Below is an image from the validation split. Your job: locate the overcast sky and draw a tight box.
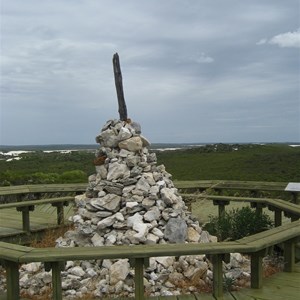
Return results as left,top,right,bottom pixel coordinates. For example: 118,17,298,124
1,0,299,145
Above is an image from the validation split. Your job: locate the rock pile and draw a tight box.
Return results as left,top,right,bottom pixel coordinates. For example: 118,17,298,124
1,119,251,299
61,119,211,249
53,119,220,298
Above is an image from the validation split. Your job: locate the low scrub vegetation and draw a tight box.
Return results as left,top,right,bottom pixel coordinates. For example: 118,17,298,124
0,143,299,186
0,151,95,186
157,143,300,182
203,206,273,241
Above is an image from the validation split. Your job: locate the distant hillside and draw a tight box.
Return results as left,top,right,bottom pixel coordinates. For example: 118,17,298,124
0,143,299,186
157,143,300,182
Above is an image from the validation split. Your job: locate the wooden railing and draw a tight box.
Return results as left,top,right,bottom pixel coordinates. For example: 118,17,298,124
0,183,87,199
1,219,299,300
176,180,299,203
0,181,297,236
0,182,300,300
0,184,87,238
181,194,300,226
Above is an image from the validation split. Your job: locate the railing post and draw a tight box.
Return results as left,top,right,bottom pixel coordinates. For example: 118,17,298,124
290,192,299,204
52,202,65,225
45,262,64,300
250,250,263,288
129,257,149,300
5,260,20,300
17,205,34,233
283,238,296,272
274,208,282,227
250,190,258,197
213,200,229,241
251,202,265,218
255,203,263,218
135,258,144,300
22,207,30,232
213,200,230,219
291,214,299,222
212,254,223,299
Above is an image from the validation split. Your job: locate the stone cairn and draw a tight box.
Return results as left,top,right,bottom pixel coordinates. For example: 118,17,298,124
2,54,250,299
55,118,220,298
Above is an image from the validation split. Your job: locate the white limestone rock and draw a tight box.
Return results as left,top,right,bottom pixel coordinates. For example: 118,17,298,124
140,135,150,147
161,188,179,206
155,257,175,268
187,227,201,242
107,162,130,181
230,253,247,268
151,227,164,238
119,149,131,157
126,201,139,208
21,262,41,273
97,215,116,229
97,128,119,148
91,233,104,246
144,207,160,222
136,176,151,192
118,127,132,141
90,194,121,212
95,165,108,179
127,213,143,228
142,198,156,208
146,233,160,244
133,222,152,242
69,266,85,277
109,259,130,285
118,136,143,152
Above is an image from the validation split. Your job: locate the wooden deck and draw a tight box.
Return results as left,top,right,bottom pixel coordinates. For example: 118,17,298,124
0,203,75,241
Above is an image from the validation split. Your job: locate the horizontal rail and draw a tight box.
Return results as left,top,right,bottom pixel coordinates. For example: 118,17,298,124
1,220,299,300
181,194,300,230
182,194,300,217
175,180,288,191
0,196,74,210
0,181,293,196
175,180,299,203
0,183,87,197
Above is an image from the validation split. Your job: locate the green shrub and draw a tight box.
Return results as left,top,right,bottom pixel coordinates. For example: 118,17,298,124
30,172,60,184
59,170,87,183
203,206,273,241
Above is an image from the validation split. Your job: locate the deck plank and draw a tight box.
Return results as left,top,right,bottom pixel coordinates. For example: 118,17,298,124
0,204,74,240
231,268,300,300
193,293,217,299
174,295,196,300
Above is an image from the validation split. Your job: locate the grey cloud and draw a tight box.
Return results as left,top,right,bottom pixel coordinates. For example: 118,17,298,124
1,0,299,145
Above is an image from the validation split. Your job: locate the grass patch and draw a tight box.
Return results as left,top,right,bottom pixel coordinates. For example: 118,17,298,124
29,224,74,248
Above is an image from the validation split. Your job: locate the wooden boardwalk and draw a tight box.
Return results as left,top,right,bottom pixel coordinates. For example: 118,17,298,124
0,203,75,241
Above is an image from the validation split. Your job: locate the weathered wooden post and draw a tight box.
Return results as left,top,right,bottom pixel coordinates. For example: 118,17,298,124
113,53,128,121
